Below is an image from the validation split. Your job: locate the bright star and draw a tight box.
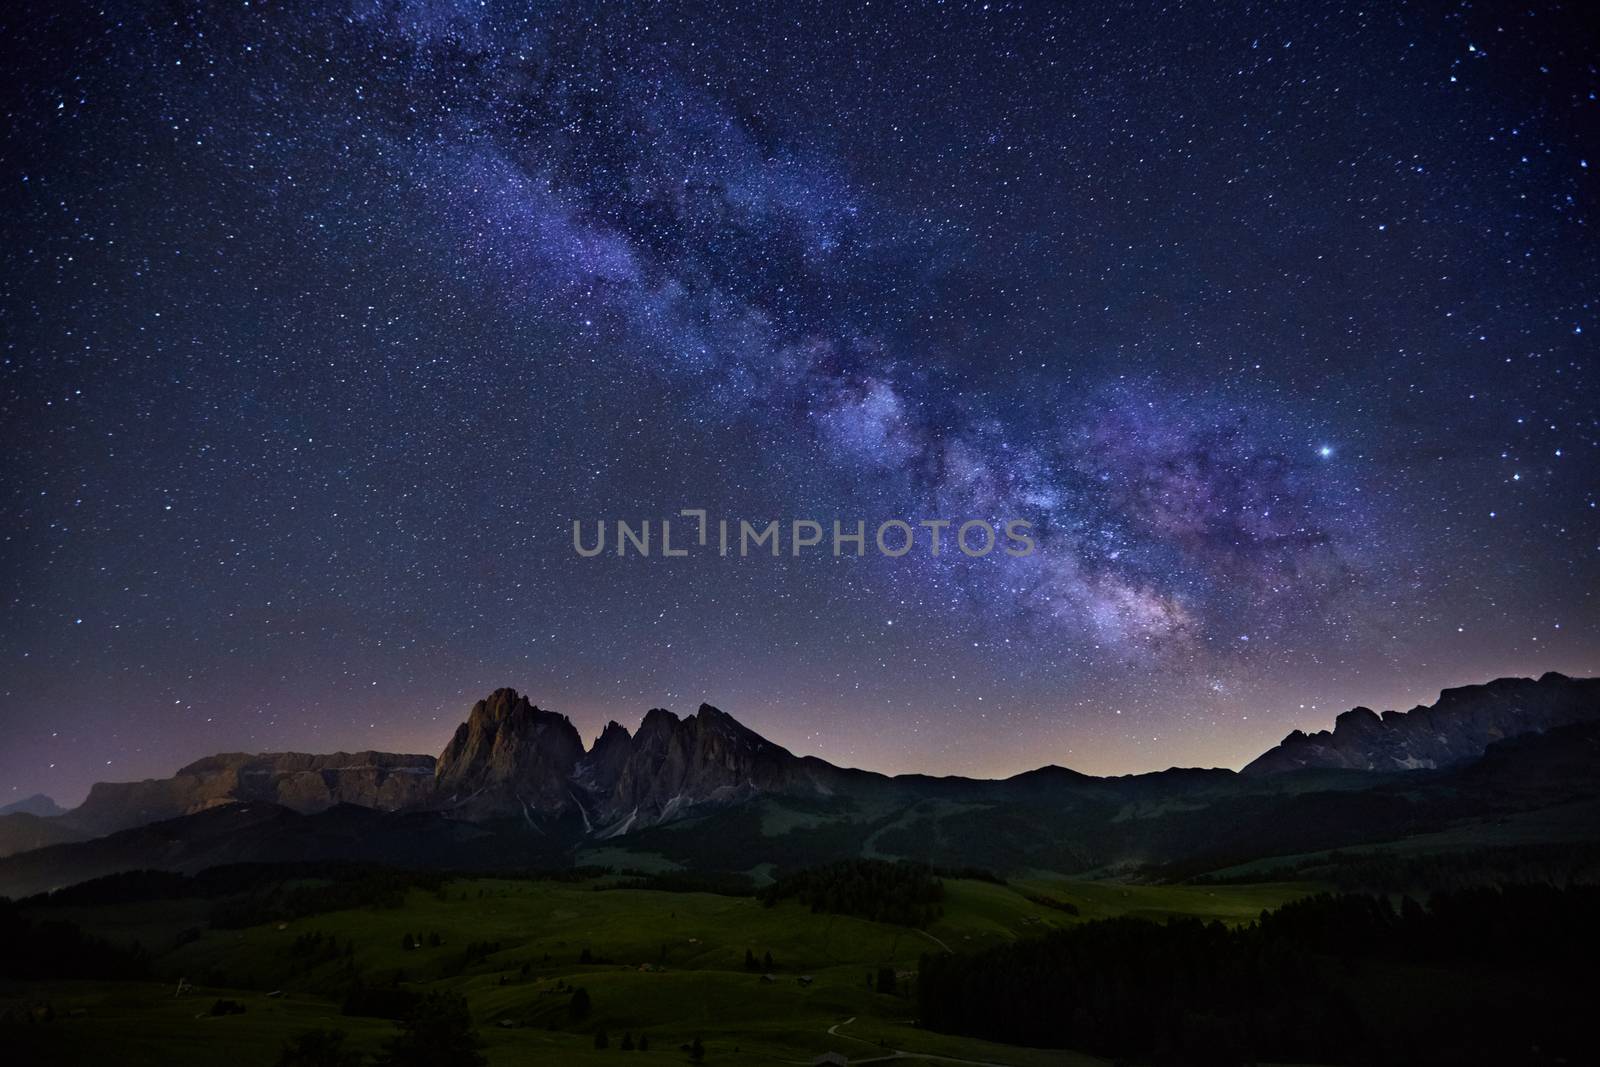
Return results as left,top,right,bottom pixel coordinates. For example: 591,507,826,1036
1317,445,1333,459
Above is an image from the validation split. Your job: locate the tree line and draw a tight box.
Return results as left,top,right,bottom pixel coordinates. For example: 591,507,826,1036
760,858,945,927
916,883,1600,1065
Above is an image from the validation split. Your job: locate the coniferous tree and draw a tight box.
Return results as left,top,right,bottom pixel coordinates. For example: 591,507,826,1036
374,992,485,1067
876,966,897,995
274,1028,362,1067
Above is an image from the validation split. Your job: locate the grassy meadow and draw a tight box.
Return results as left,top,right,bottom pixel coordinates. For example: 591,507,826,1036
4,875,1317,1065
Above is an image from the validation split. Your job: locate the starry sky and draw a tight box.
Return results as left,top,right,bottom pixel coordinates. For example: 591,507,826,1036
3,1,1598,807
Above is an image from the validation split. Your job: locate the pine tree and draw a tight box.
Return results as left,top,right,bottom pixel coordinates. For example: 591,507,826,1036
274,1028,362,1067
374,992,486,1067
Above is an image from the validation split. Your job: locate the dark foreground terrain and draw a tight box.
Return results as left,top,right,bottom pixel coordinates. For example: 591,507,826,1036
3,860,1596,1066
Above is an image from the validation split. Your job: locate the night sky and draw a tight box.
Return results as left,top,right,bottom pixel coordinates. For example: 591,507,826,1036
3,1,1598,807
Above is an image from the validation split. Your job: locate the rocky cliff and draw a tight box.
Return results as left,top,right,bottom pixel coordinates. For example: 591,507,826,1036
591,703,812,834
427,692,844,834
43,673,1600,845
432,688,586,820
64,750,436,835
1243,672,1600,775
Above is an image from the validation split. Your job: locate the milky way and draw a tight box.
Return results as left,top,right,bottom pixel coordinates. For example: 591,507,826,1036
2,1,1597,803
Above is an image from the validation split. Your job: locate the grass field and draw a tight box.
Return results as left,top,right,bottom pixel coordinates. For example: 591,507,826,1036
5,875,1316,1066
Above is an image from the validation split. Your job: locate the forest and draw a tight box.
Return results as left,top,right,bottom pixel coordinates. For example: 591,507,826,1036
759,858,946,927
916,883,1599,1065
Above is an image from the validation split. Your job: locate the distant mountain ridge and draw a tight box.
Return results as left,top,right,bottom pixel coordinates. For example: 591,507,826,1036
60,750,437,836
0,794,64,818
433,689,586,821
1243,672,1600,775
431,688,858,834
3,671,1595,884
3,717,1595,899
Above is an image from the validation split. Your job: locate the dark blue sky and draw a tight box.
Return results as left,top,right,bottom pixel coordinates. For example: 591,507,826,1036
3,0,1597,805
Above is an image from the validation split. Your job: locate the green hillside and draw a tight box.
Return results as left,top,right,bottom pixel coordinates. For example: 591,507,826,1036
5,874,1315,1066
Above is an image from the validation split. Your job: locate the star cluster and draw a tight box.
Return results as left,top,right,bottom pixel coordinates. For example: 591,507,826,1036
2,1,1596,803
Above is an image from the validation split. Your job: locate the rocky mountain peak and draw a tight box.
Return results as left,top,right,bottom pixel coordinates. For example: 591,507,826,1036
635,707,682,744
1332,707,1383,733
427,692,823,833
595,720,633,746
1243,673,1600,775
434,688,585,818
0,794,65,818
62,751,436,836
573,721,634,795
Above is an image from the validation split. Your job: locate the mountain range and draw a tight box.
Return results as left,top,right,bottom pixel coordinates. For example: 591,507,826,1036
0,794,65,818
1,671,1595,898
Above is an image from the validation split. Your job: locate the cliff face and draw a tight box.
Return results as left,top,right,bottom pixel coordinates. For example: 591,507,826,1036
47,673,1600,845
64,750,436,835
1243,672,1600,775
432,688,586,820
426,695,833,834
572,721,634,797
593,704,807,833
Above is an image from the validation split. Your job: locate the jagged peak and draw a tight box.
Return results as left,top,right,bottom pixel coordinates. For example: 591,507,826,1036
1245,672,1600,776
692,703,741,733
1333,706,1382,732
464,688,579,734
589,720,633,752
635,707,682,742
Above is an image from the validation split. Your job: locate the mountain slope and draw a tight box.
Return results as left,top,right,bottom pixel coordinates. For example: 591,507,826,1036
0,812,89,860
11,671,1594,896
1243,672,1600,775
0,794,65,817
6,719,1593,897
432,688,586,820
62,750,437,836
591,703,833,833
